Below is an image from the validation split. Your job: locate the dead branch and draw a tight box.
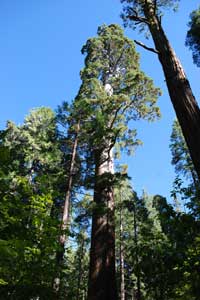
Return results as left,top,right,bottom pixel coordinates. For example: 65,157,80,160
134,40,159,54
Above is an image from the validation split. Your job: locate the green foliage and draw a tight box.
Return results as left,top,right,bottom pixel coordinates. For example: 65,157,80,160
0,107,66,299
170,119,200,217
168,119,200,297
170,119,195,179
114,178,200,300
120,0,180,33
73,24,161,165
186,6,200,67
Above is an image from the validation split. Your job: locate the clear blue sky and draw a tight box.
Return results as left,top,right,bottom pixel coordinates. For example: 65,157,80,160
0,0,199,201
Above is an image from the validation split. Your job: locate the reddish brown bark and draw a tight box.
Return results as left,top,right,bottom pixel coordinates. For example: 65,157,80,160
88,149,118,300
141,0,200,181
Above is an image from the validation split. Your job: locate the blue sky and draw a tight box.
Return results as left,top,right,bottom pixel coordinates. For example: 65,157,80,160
0,0,199,200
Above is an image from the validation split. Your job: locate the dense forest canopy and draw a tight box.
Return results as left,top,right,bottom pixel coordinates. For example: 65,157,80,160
0,1,200,300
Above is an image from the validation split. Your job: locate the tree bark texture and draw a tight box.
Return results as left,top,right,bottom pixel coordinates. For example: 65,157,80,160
88,147,118,300
143,0,200,181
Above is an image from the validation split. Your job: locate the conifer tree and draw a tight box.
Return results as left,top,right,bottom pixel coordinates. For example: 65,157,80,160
0,107,64,299
72,24,160,300
170,120,200,217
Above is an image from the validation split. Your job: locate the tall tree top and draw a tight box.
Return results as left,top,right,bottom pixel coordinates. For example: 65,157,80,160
76,24,161,120
73,24,161,155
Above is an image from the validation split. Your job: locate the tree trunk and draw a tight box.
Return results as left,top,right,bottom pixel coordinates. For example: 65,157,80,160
88,146,118,300
76,237,85,300
143,0,200,181
60,121,80,244
53,122,80,297
119,192,125,300
133,203,141,300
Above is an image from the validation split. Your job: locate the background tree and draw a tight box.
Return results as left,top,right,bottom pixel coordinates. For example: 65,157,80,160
53,103,82,297
170,119,200,217
120,0,200,181
0,107,64,299
153,195,200,300
186,6,200,67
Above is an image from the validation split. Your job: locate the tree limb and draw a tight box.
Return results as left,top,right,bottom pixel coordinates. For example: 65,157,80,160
127,8,150,25
134,40,159,54
128,14,150,25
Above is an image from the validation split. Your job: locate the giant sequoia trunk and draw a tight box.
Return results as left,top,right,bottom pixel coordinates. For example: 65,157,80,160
142,0,200,181
88,146,118,300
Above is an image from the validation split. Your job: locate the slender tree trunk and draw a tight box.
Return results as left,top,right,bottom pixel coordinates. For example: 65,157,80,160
141,0,200,181
60,121,80,244
119,192,125,300
131,289,134,300
53,122,80,297
133,203,141,300
88,146,118,300
76,238,85,300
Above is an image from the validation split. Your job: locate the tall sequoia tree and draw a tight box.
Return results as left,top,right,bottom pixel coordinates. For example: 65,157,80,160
73,24,160,300
120,0,200,181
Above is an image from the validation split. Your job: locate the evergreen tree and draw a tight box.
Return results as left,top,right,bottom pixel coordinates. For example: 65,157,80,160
153,195,200,299
71,24,160,300
186,6,200,67
0,107,65,299
170,119,200,217
115,179,200,300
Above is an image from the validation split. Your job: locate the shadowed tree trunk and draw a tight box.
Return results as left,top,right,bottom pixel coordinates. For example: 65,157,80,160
141,0,200,181
88,147,118,300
